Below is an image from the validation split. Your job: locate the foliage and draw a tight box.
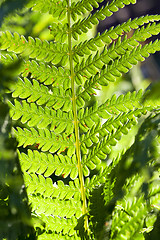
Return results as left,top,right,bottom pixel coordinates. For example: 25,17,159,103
1,0,160,239
0,61,36,239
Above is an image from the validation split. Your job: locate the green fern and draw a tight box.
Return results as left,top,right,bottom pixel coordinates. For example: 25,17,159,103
1,0,160,239
0,61,36,239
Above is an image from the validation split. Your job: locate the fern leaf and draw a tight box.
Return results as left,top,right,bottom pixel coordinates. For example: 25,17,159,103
9,100,73,134
106,39,160,80
14,127,75,156
73,15,160,56
10,78,72,111
24,172,81,200
76,77,101,107
0,52,19,65
27,0,68,20
75,22,160,84
19,150,78,179
0,31,68,65
0,55,71,88
21,60,71,88
28,194,82,218
1,0,160,238
79,90,144,125
81,108,150,175
111,196,147,239
85,154,123,201
71,0,104,21
35,214,79,237
95,39,160,85
72,0,136,39
48,22,68,43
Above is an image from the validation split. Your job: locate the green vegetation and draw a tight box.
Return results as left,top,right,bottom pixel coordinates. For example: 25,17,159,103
1,0,160,239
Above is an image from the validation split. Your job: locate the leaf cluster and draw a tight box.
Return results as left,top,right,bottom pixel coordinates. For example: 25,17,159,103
1,0,160,239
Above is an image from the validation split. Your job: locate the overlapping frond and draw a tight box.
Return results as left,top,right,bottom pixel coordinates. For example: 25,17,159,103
29,194,82,218
73,15,160,57
0,54,71,88
78,89,160,129
71,0,136,39
97,39,160,85
111,196,147,239
80,108,148,175
0,52,19,65
76,78,101,108
78,90,143,126
30,202,80,237
21,60,71,88
49,22,68,42
74,22,160,84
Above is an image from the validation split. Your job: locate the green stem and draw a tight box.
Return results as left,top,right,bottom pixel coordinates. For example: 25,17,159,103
67,0,89,233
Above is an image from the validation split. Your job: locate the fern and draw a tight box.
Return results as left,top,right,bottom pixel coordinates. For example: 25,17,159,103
0,61,36,239
1,0,160,239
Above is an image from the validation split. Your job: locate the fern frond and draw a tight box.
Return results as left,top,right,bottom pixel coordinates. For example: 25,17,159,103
35,214,79,237
84,108,145,143
96,39,160,85
85,154,121,194
14,127,75,156
78,88,160,136
22,60,71,88
1,0,160,238
76,78,100,108
0,52,19,65
48,22,68,42
9,100,73,133
79,90,144,126
0,31,68,65
73,15,160,57
100,40,160,80
79,89,160,131
72,0,136,39
24,172,80,199
85,168,106,192
29,194,82,218
111,196,147,239
0,55,71,88
19,150,78,179
81,108,150,175
10,78,72,111
75,22,160,84
27,0,67,20
71,0,104,21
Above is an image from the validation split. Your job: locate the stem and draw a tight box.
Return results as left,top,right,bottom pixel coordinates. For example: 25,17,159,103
67,0,89,233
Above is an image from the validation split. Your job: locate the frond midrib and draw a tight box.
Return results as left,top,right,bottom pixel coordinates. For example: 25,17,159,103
67,0,89,232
